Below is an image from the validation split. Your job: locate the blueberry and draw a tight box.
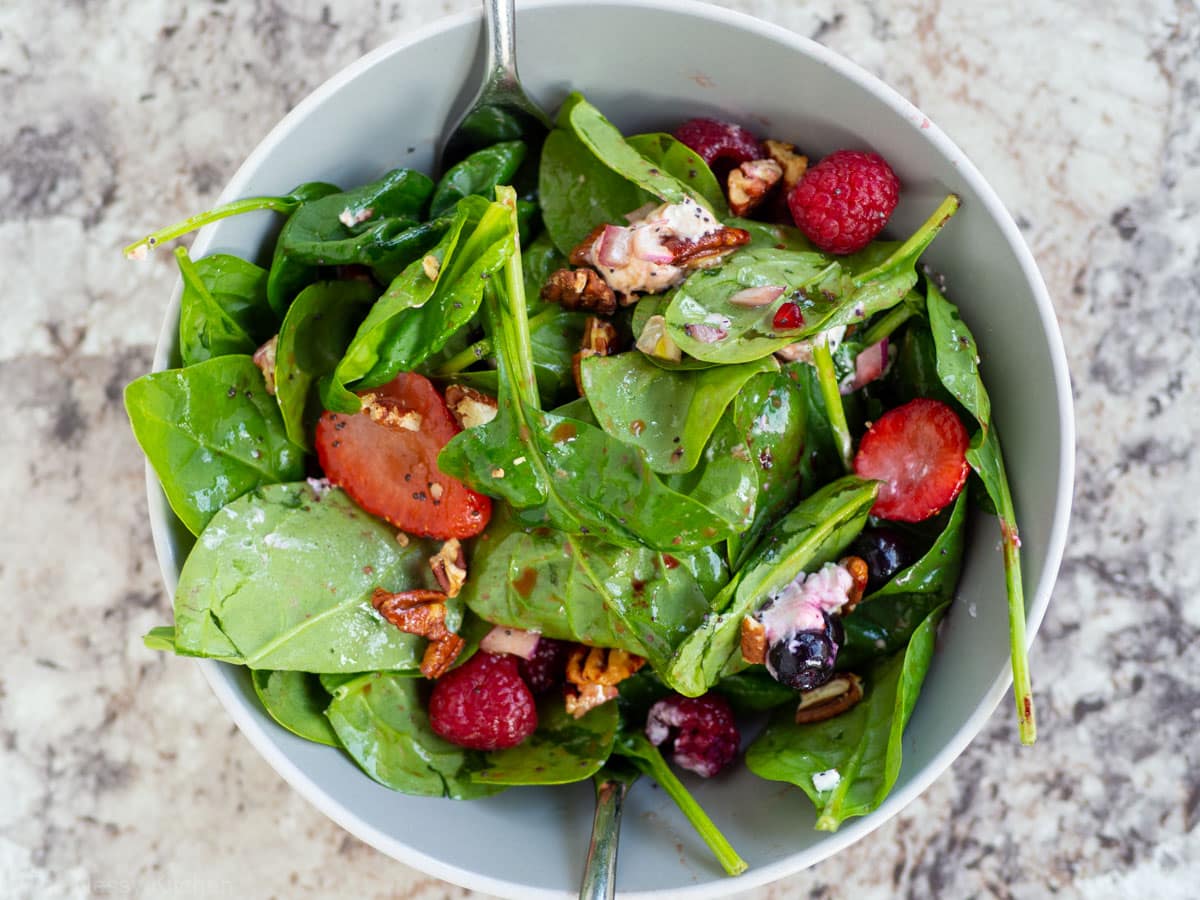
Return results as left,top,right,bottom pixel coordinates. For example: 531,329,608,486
849,527,917,592
766,612,842,692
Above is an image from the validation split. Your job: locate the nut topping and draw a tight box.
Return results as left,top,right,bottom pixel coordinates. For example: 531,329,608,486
573,316,620,395
563,645,645,719
839,555,870,614
429,538,467,598
541,267,618,315
793,673,863,724
371,587,464,678
740,615,768,665
727,158,783,217
445,384,498,429
764,139,808,193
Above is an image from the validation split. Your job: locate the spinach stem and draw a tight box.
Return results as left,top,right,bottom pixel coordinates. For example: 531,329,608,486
862,302,916,346
436,308,558,375
855,193,961,285
812,340,854,472
123,195,301,259
992,446,1036,744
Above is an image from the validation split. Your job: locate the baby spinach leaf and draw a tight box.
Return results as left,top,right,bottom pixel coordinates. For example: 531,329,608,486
172,482,441,671
626,132,726,214
275,280,377,449
744,603,947,831
580,351,776,473
613,731,747,876
252,670,340,747
176,250,273,366
893,321,956,407
459,506,725,671
926,281,1035,744
665,195,960,364
521,230,566,315
664,476,878,696
430,141,527,218
662,407,758,534
263,182,346,315
729,217,813,253
727,369,808,570
472,696,619,786
325,671,503,799
839,491,966,668
714,670,799,714
124,356,305,535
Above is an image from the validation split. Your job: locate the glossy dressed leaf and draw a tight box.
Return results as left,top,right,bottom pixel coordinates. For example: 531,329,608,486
325,671,503,799
430,141,527,218
177,252,273,366
626,132,726,214
839,491,966,668
275,280,377,449
581,351,776,473
252,670,340,747
264,182,345,315
664,476,878,696
715,670,799,714
172,482,442,671
662,407,759,534
473,696,619,785
729,217,814,253
745,603,947,831
124,356,305,535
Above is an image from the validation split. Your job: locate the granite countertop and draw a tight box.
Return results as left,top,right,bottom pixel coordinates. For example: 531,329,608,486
2,0,1197,897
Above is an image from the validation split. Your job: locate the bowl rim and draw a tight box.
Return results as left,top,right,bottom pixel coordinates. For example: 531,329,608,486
145,0,1076,896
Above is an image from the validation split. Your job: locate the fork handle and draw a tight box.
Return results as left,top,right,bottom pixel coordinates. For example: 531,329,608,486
483,0,520,91
579,777,630,900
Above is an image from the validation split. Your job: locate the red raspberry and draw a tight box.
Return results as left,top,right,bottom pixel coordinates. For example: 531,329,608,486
429,651,537,750
787,150,900,255
645,692,740,778
674,118,764,172
853,398,970,522
517,637,572,694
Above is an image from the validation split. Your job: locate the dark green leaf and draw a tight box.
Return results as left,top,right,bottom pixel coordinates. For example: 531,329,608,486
430,141,527,218
714,670,799,714
177,251,273,366
626,132,726,214
252,670,340,747
264,182,344,315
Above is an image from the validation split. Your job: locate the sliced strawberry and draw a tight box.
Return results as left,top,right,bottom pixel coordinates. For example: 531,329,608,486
853,398,969,522
315,372,491,539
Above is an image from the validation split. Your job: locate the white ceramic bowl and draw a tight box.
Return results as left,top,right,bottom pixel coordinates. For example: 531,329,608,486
145,1,1074,896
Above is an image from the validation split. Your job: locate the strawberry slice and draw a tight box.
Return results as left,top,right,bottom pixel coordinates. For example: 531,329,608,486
853,398,969,522
315,372,491,539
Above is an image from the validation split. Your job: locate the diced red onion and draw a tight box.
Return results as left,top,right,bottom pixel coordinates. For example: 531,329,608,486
841,338,889,394
596,225,632,267
480,626,541,659
684,323,729,343
728,285,785,307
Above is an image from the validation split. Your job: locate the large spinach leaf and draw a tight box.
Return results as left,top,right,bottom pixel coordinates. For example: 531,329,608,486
430,141,526,217
325,671,503,799
744,603,946,831
665,195,960,364
472,697,619,786
172,482,441,671
124,356,305,535
926,281,1035,743
626,132,726,213
839,491,966,668
274,280,377,449
580,351,776,473
661,406,759,535
176,250,273,366
664,476,878,696
251,670,340,747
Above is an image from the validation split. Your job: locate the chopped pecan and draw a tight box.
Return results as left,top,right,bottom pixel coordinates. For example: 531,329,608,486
663,225,751,267
252,335,279,396
573,316,620,396
360,393,421,431
794,673,863,724
565,683,619,719
429,539,467,598
565,646,646,687
445,384,498,429
569,225,606,267
727,158,783,217
839,555,870,614
740,615,768,665
541,268,617,315
370,587,464,678
764,139,808,192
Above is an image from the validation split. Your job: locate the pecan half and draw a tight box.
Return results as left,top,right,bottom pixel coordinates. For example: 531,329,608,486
839,555,870,614
794,673,863,724
566,646,645,687
371,587,464,678
663,225,752,267
541,268,617,315
573,316,620,395
445,384,498,430
253,335,279,396
727,158,783,217
764,139,808,193
429,539,467,598
740,615,768,666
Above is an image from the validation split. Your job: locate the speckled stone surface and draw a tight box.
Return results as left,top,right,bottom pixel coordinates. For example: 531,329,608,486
2,0,1197,897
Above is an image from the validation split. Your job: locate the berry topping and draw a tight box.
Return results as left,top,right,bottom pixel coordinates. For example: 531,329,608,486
646,693,740,777
854,398,970,522
518,637,572,695
766,611,844,692
787,150,900,255
429,651,537,750
848,526,918,592
772,300,804,331
673,118,764,172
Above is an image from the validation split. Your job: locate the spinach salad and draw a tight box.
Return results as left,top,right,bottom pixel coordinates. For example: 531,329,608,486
125,93,1034,875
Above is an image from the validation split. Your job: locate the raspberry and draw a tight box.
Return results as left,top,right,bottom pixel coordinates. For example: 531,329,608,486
674,118,764,172
787,150,900,255
853,398,970,522
517,637,572,694
429,651,537,750
645,693,740,778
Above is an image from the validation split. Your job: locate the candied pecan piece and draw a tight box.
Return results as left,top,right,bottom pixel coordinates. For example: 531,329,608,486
429,538,467,598
569,225,606,267
663,225,751,267
839,555,870,614
253,335,278,396
370,587,464,678
740,615,767,666
764,139,809,193
793,673,864,724
727,158,784,217
573,316,620,395
541,268,617,315
444,384,498,430
565,683,619,719
565,646,646,687
421,633,465,680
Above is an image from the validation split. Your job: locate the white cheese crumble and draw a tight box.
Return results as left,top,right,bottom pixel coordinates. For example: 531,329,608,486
812,768,841,792
758,562,854,640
